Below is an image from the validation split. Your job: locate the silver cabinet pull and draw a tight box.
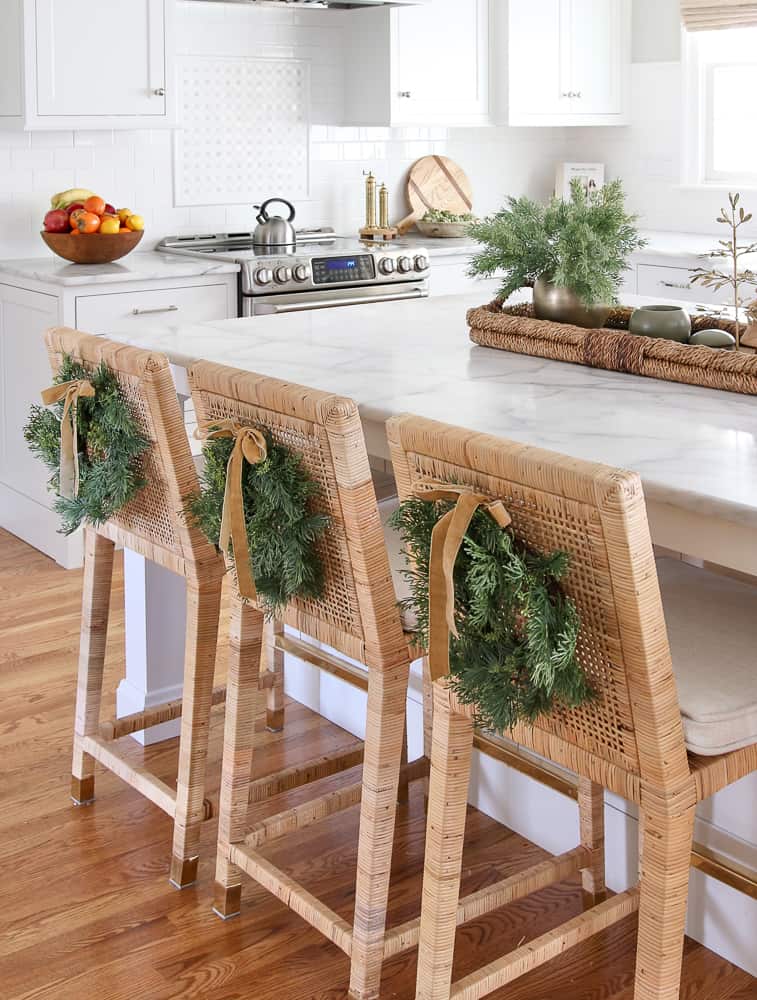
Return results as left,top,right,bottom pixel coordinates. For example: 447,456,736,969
131,304,179,316
660,280,692,290
153,87,166,97
398,91,412,99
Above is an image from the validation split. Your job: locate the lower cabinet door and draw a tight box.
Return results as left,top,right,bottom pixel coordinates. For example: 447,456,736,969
636,264,732,307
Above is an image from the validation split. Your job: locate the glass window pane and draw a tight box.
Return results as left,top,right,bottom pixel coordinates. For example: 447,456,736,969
711,65,757,176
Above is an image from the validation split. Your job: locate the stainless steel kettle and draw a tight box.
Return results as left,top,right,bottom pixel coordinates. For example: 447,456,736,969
253,198,297,247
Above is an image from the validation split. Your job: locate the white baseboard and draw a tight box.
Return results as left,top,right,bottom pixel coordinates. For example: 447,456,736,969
0,481,83,568
283,648,757,977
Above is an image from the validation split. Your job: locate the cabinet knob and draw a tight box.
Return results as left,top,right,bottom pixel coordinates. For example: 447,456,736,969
398,91,412,99
153,87,166,97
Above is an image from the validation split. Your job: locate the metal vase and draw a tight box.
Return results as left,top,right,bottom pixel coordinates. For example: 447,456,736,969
532,276,610,329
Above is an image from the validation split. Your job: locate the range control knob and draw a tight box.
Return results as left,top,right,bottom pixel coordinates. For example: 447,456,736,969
414,254,429,272
254,267,273,285
378,257,396,275
274,265,292,284
292,264,311,282
397,256,413,274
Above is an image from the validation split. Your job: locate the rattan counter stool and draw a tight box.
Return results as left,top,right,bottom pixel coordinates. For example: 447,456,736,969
48,328,230,889
188,361,428,1000
387,413,757,1000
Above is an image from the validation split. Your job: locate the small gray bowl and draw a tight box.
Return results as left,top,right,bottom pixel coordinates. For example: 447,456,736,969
629,305,691,342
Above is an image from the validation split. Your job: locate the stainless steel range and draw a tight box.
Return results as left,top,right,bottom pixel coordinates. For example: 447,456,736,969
157,228,430,317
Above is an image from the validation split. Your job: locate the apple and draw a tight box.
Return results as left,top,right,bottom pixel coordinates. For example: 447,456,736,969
65,202,84,217
104,203,116,216
43,209,70,233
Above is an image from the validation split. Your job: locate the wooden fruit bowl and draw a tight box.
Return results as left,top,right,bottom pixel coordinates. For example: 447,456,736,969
41,229,143,264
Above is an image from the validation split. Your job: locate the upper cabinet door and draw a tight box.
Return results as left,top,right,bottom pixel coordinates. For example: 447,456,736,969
569,0,623,115
23,0,174,128
508,0,569,120
506,0,629,126
0,0,23,120
393,0,490,125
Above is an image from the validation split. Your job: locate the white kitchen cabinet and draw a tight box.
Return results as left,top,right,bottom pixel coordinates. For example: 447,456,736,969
636,264,732,307
504,0,630,126
0,0,23,120
0,269,237,568
0,0,174,130
344,0,490,127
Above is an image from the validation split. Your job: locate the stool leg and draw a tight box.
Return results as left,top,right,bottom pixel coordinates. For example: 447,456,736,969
213,597,264,918
71,529,115,805
169,576,223,889
263,618,284,733
415,684,473,1000
348,659,409,1000
578,778,606,907
634,798,696,1000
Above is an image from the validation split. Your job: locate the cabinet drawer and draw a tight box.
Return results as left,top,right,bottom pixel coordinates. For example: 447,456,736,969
75,283,231,334
636,264,730,307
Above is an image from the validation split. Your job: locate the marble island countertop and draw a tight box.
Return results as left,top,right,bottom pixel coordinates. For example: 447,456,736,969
0,252,240,287
108,291,757,531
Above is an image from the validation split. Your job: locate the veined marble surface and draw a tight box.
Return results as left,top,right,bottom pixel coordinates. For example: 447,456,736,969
108,291,757,528
0,252,239,287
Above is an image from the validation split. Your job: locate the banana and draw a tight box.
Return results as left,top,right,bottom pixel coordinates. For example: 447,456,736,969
50,188,96,210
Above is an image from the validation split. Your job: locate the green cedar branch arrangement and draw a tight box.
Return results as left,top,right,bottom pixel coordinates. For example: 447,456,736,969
468,178,645,307
187,432,330,617
24,355,148,535
391,497,593,733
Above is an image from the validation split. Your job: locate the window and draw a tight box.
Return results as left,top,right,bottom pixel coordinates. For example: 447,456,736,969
684,27,757,186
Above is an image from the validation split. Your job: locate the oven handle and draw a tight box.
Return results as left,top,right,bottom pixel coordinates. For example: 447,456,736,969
262,288,427,314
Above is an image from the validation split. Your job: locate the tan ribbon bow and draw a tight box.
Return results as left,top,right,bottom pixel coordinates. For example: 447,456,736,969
413,479,512,683
202,420,268,600
40,378,96,499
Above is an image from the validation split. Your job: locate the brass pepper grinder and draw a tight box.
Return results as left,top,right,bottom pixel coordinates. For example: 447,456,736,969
364,171,377,230
379,182,389,229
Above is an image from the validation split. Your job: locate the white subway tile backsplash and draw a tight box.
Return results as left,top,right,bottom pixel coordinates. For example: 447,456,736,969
11,148,55,171
74,130,115,147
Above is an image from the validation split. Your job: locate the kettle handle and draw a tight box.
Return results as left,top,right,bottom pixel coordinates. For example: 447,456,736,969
255,197,296,224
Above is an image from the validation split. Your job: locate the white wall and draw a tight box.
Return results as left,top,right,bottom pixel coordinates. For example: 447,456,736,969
569,0,757,238
0,1,564,261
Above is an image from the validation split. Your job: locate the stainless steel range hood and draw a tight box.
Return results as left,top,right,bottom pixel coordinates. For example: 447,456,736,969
201,0,424,8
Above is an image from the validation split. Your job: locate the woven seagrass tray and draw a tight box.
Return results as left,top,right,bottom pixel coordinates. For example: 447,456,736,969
467,301,757,395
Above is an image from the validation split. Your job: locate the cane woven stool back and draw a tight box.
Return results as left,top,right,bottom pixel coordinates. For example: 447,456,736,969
188,361,426,1000
47,328,226,889
387,413,757,1000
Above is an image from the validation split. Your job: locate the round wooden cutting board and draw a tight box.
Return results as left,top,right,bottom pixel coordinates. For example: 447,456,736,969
397,155,474,233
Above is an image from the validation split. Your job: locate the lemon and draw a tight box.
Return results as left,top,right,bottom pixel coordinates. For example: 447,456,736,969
126,214,145,232
99,216,120,235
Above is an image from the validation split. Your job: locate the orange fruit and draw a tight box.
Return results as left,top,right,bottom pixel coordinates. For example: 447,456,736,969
83,195,106,216
69,208,86,230
75,211,101,234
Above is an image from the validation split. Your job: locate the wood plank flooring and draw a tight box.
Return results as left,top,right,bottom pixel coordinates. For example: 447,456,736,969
0,527,755,1000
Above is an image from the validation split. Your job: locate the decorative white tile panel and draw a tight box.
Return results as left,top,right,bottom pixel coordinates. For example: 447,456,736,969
174,56,310,207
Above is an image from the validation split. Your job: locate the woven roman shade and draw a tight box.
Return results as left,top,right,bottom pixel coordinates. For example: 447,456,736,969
682,0,757,30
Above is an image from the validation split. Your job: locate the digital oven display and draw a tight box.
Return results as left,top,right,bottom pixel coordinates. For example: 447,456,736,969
312,255,375,285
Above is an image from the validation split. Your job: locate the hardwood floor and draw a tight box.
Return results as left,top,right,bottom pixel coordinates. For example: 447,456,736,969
0,527,754,1000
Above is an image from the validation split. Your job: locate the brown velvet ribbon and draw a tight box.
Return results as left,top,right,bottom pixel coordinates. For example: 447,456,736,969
201,420,268,600
40,378,96,499
413,479,512,682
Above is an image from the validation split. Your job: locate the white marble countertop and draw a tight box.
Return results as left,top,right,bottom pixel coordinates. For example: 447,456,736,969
0,252,240,287
108,291,757,529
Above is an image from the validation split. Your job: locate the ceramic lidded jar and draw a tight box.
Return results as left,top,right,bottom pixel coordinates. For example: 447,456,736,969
629,304,691,342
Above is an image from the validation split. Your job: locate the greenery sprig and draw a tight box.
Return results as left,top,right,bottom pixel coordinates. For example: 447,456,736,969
468,178,645,307
391,497,593,733
24,355,148,534
187,433,330,616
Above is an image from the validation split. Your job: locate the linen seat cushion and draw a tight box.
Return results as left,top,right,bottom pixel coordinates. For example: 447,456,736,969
379,497,416,631
657,557,757,757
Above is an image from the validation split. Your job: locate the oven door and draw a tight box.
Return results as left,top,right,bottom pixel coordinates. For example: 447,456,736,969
242,282,428,317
